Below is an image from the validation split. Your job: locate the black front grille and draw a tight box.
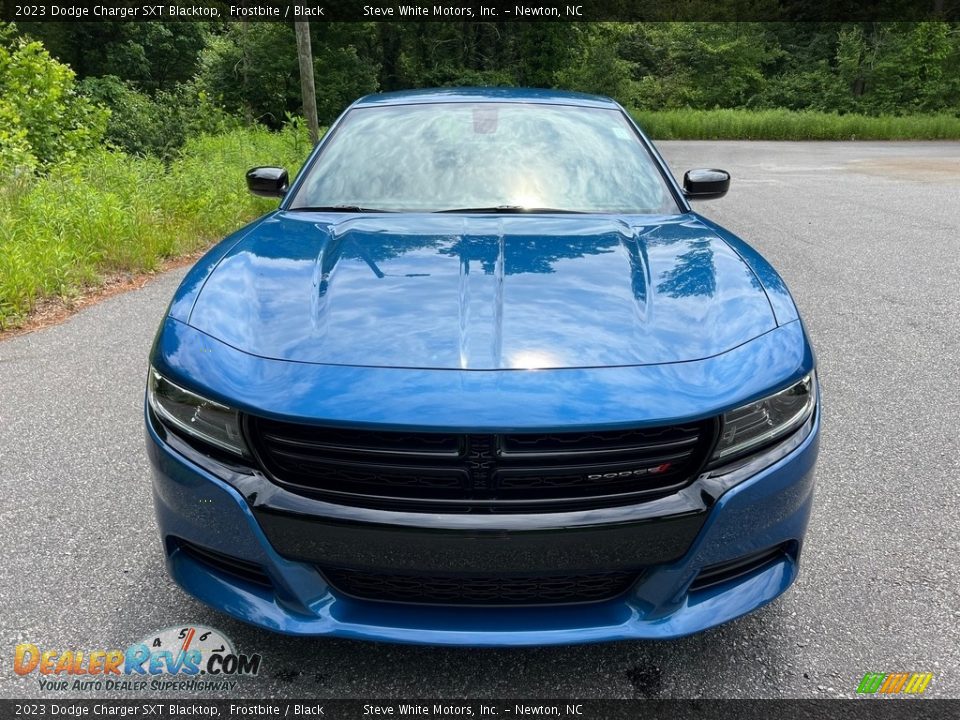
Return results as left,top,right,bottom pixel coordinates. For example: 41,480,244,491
247,417,716,512
322,568,639,605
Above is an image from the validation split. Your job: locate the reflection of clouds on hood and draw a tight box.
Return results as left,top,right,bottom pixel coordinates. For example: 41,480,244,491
188,215,776,371
190,250,313,353
297,103,676,214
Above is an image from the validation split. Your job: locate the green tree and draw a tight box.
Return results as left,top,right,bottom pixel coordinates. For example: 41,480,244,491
0,36,107,173
555,24,636,102
17,22,211,92
197,23,378,127
865,22,960,113
625,23,778,110
79,75,238,159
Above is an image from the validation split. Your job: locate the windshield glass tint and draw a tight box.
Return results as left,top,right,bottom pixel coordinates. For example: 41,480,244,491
290,103,679,214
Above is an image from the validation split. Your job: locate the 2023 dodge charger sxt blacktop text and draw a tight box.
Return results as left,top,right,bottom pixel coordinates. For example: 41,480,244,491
145,88,819,645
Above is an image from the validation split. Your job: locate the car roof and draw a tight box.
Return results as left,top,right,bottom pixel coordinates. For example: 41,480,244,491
352,87,620,109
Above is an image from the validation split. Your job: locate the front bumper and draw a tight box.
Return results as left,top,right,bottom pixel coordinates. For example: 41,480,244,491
146,405,819,646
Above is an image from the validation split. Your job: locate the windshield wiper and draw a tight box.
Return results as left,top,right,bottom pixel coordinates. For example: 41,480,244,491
433,205,587,214
288,205,396,213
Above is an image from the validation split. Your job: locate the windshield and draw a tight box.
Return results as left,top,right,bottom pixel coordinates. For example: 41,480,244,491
289,102,680,214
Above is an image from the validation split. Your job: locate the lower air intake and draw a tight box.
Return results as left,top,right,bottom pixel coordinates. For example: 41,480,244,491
322,568,640,606
689,545,789,592
175,539,273,588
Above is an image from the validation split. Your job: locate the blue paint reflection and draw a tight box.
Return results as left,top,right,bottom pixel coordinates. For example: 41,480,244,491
187,213,778,370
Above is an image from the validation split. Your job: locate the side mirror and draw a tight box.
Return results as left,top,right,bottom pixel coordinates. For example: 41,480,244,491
683,169,730,201
246,166,288,198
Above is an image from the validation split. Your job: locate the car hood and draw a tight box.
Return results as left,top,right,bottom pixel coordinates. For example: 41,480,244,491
187,213,776,370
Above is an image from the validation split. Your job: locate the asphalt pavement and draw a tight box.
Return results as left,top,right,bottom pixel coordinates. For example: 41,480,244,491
1,141,958,699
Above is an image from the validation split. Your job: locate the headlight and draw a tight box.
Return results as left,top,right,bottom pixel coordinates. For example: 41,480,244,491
147,367,249,457
711,372,817,465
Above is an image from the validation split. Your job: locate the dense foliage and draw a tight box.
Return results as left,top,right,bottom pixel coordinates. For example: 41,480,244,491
16,21,210,92
197,23,379,126
16,21,960,133
0,35,107,174
78,75,239,159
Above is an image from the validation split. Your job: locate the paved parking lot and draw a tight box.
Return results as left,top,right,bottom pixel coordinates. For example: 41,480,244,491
1,141,958,699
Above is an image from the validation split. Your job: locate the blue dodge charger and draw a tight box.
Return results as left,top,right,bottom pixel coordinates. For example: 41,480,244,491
145,88,819,645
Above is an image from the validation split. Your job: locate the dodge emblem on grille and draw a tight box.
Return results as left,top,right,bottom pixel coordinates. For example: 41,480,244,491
587,463,672,481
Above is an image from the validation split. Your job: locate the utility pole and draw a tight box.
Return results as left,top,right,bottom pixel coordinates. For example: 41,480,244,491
241,20,252,125
295,21,320,145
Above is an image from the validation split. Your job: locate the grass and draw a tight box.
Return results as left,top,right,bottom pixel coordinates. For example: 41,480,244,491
631,108,960,140
0,125,311,330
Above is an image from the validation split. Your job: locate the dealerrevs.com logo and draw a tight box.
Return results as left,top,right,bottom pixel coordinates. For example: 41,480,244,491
14,626,262,692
